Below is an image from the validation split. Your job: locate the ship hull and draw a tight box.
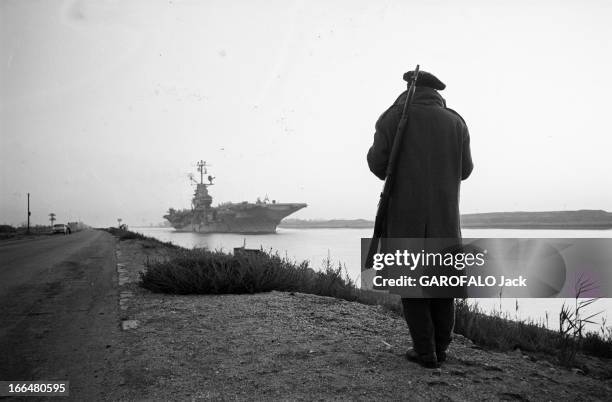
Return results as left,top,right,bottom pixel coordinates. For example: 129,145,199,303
166,203,307,234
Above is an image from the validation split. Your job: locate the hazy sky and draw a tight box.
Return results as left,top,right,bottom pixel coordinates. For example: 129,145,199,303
1,0,611,227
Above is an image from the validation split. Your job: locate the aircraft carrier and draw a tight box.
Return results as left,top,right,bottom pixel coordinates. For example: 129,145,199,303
164,161,307,233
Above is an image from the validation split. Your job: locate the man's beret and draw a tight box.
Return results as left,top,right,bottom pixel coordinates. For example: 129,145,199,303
402,70,446,91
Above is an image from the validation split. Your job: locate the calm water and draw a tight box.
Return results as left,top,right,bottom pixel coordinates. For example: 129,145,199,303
134,226,612,332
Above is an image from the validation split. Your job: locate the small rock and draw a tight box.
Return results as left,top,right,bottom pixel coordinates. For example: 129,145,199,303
121,320,138,330
484,364,504,372
572,368,585,375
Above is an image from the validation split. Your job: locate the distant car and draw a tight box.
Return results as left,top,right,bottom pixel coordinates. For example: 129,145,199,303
52,224,71,235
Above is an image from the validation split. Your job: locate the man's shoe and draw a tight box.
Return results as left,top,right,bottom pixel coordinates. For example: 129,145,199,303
405,349,440,369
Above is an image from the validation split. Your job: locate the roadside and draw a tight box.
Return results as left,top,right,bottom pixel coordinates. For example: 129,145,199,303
0,230,124,400
0,232,71,249
112,237,612,401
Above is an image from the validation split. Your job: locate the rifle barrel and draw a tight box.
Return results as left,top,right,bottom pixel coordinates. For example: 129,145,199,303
365,65,420,268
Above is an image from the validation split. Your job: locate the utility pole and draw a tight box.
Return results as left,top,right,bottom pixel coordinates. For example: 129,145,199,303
27,193,31,234
49,213,56,227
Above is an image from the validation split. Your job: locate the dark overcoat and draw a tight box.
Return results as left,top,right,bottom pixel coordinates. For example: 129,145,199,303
367,86,473,238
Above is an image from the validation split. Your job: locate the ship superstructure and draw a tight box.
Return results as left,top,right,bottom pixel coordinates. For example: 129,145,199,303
164,161,307,233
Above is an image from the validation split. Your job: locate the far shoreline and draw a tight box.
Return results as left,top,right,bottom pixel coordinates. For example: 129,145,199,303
279,210,612,230
277,224,612,230
132,210,612,231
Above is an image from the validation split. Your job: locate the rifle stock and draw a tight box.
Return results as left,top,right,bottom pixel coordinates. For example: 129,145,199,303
365,65,420,268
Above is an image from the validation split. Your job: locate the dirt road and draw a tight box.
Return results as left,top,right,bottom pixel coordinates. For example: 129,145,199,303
0,230,122,400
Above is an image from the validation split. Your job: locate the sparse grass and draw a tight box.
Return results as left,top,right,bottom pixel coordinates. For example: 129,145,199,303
582,329,612,358
104,227,180,249
0,224,54,240
115,229,612,363
557,274,610,365
454,300,558,354
105,227,148,241
454,298,612,372
0,224,17,233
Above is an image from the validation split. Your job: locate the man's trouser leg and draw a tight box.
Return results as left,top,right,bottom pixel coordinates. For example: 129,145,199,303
401,298,436,359
430,298,455,355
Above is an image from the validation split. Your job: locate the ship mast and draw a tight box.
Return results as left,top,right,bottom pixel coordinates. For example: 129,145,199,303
197,160,206,185
194,160,215,186
191,160,214,213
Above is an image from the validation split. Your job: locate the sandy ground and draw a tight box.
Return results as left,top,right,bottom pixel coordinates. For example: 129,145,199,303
109,238,612,401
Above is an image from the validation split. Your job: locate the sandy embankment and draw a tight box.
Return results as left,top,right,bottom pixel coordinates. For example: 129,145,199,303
108,237,612,401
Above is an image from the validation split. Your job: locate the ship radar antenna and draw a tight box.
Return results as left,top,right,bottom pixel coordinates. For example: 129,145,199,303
196,160,211,185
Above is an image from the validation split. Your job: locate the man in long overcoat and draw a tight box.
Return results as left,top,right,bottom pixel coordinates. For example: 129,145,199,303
367,70,473,368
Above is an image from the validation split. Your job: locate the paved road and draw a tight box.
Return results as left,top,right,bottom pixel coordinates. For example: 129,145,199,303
0,230,122,399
